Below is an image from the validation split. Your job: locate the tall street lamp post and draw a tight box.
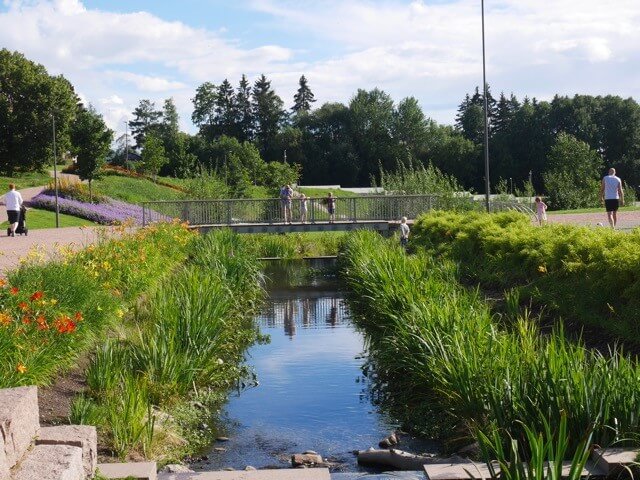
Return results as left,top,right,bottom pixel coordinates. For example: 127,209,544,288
51,113,60,228
481,0,491,212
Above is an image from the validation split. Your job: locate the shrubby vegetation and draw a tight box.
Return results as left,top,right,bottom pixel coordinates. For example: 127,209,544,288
339,230,640,462
412,211,640,339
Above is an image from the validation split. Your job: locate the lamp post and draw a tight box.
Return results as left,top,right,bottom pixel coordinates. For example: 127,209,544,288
51,113,60,228
481,0,491,212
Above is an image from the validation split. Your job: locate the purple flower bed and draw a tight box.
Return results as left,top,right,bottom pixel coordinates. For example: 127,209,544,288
30,193,144,225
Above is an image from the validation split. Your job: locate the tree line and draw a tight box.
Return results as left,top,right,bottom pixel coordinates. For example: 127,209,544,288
3,48,640,206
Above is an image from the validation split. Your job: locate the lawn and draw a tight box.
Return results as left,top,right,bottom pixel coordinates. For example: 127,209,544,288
0,170,52,189
93,174,185,203
0,208,96,230
297,187,356,198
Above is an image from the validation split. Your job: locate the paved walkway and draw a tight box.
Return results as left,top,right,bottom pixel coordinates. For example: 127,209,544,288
0,227,103,275
547,210,640,229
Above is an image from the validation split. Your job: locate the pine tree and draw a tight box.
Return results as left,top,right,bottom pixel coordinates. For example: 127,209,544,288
162,97,179,135
128,99,162,150
292,75,316,114
215,79,237,137
236,75,254,142
252,74,285,159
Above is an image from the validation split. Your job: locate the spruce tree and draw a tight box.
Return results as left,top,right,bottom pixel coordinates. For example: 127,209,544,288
215,79,237,137
252,74,285,159
236,74,254,142
292,75,316,114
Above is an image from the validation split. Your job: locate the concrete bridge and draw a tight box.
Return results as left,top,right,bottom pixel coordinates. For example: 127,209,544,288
142,195,533,234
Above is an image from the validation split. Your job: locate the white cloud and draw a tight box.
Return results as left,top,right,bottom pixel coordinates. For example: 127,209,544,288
0,0,639,129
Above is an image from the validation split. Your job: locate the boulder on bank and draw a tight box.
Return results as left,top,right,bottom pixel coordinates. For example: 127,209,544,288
292,452,324,467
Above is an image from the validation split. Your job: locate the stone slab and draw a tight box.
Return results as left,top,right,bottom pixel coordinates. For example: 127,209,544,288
0,386,39,472
592,448,640,475
424,462,495,480
158,468,331,480
12,444,83,480
36,425,98,477
424,461,605,480
97,462,158,480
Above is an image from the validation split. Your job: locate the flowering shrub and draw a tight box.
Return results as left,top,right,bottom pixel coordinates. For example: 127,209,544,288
30,193,145,225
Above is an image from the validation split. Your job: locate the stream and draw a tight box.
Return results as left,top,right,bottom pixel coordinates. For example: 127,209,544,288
192,259,436,477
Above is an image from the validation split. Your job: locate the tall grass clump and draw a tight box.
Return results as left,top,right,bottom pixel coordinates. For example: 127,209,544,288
412,210,640,340
339,230,640,458
77,229,264,461
375,162,475,211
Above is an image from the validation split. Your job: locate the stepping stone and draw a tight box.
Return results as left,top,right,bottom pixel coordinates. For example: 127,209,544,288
12,444,83,480
97,461,158,480
0,386,39,477
36,425,97,478
424,462,495,480
592,448,640,476
158,468,331,480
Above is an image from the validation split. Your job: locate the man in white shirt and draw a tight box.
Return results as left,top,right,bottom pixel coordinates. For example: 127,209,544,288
600,168,624,229
5,183,23,237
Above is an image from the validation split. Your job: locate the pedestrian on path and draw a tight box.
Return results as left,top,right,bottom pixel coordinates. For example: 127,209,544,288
326,192,336,223
600,168,624,229
400,216,410,248
534,197,548,226
5,184,23,237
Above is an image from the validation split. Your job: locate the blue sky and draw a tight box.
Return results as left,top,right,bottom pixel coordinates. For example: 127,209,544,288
1,0,639,136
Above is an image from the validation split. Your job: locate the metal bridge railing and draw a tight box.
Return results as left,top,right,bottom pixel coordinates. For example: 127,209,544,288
141,195,533,227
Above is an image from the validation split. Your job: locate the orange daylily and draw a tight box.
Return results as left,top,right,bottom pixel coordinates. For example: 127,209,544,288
16,363,27,374
30,291,44,302
9,287,19,295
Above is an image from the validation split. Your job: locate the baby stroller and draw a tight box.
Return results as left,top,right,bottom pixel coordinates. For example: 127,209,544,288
7,205,28,236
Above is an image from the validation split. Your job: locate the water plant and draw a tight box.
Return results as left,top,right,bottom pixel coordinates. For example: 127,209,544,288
339,230,640,457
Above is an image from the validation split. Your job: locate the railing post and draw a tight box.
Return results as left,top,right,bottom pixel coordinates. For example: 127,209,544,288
311,198,316,224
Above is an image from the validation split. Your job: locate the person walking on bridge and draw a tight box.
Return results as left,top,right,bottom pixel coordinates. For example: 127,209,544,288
600,168,624,229
5,184,23,237
400,216,410,249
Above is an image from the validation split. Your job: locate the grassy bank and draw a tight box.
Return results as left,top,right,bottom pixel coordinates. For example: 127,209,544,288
411,211,640,341
339,231,640,459
71,230,265,461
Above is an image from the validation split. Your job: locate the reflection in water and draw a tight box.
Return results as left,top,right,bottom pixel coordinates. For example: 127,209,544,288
194,291,405,473
261,295,350,336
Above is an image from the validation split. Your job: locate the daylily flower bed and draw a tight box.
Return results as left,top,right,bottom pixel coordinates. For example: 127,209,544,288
30,193,144,225
0,221,195,387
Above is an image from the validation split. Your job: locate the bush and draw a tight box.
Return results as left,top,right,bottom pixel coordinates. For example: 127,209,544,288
411,211,640,340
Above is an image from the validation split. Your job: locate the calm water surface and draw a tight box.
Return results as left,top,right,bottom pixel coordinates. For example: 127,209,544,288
194,261,434,473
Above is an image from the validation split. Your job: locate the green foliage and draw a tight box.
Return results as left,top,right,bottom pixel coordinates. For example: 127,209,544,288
339,230,640,457
140,133,168,180
93,173,185,203
0,49,78,173
77,229,263,460
292,75,316,114
412,211,640,340
71,105,113,197
543,133,603,210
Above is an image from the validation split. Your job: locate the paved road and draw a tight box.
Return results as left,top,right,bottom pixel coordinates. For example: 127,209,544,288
0,226,103,275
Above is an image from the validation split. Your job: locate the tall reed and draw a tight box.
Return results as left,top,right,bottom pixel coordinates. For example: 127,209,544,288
339,231,640,456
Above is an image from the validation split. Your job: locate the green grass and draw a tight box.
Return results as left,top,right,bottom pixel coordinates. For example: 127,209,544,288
0,170,52,189
93,175,185,203
0,208,96,230
297,187,355,198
